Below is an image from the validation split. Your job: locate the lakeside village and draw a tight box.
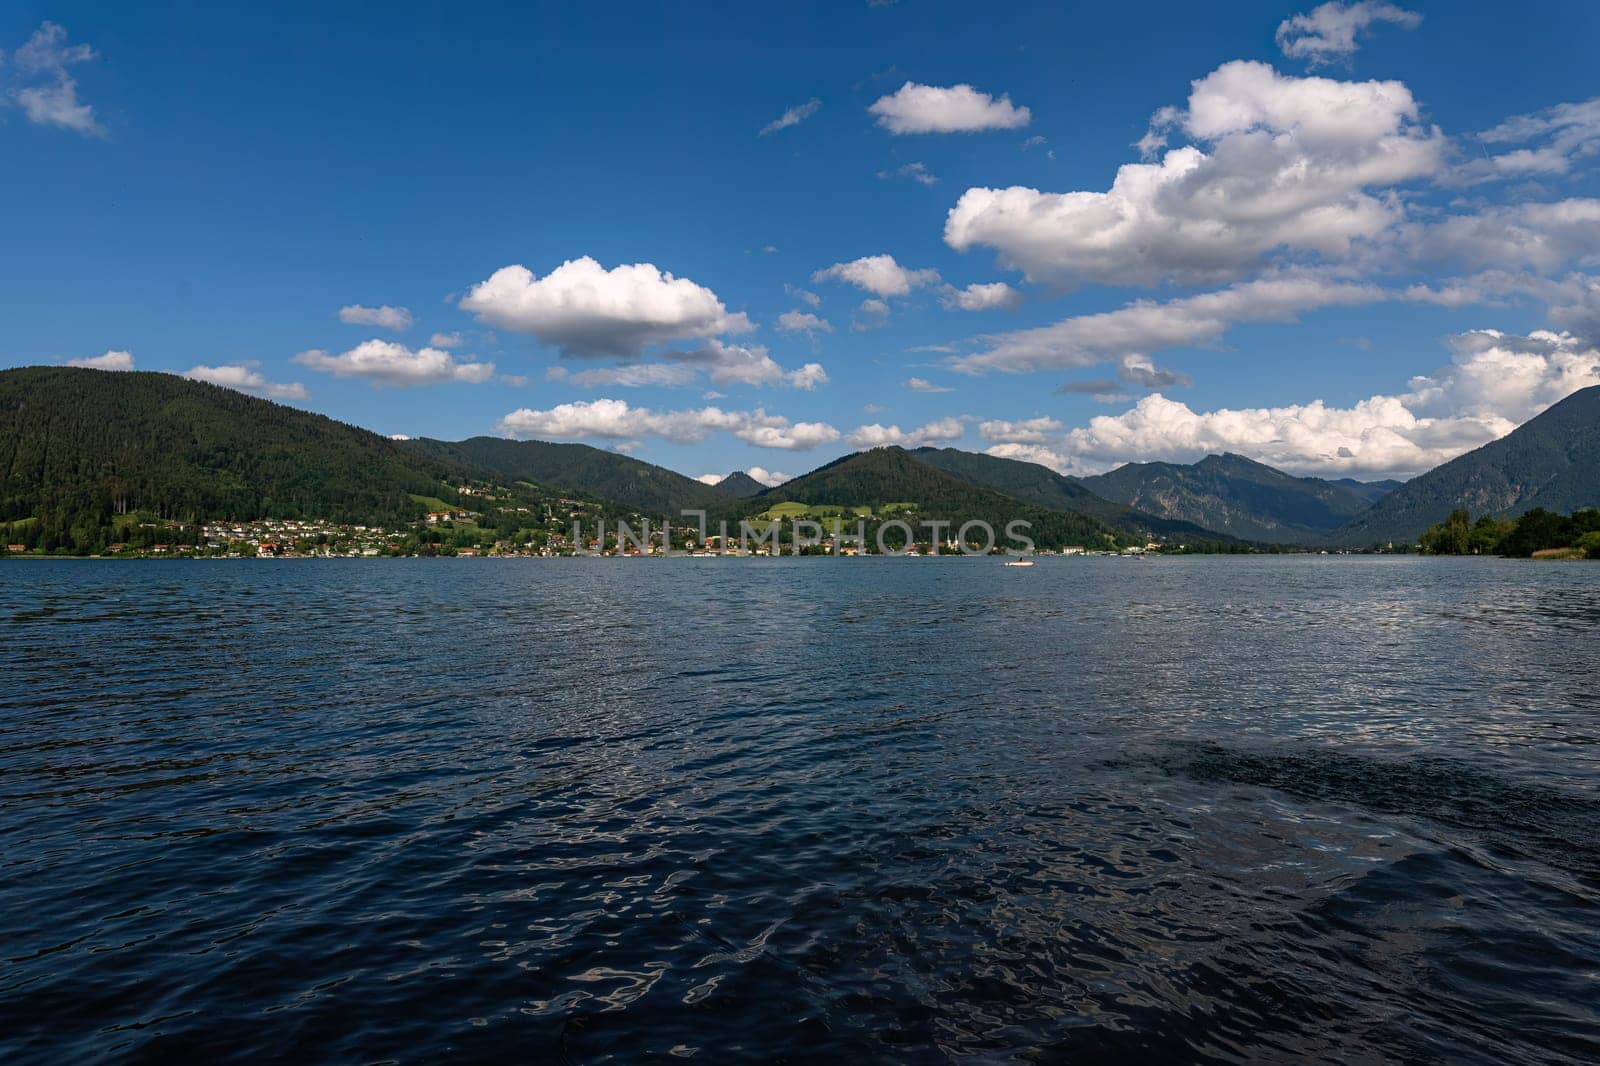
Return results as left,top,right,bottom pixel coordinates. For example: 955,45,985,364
2,509,1165,560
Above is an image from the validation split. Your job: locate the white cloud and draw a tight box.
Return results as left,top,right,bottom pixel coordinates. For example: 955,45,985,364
1276,2,1422,65
906,376,954,393
497,398,841,451
695,467,791,488
877,161,939,186
813,254,939,298
339,304,414,331
1405,199,1600,274
747,466,792,487
852,298,891,332
980,328,1600,479
665,339,827,390
181,364,309,401
776,310,833,334
459,257,753,358
760,98,821,136
429,331,464,348
946,61,1442,286
846,417,966,448
951,273,1386,374
66,349,134,371
785,284,822,308
9,22,103,136
1461,97,1600,185
565,363,701,388
978,416,1062,445
941,281,1021,312
869,82,1031,134
293,339,495,386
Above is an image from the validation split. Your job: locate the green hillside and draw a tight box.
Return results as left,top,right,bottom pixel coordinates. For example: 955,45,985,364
725,446,1131,550
402,436,727,515
0,367,475,550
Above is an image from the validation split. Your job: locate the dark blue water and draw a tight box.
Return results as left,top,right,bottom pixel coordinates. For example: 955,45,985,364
2,556,1598,1063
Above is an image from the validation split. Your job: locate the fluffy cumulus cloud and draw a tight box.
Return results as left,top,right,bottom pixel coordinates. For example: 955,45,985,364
813,254,939,297
459,257,752,358
7,21,103,136
941,281,1021,312
497,398,840,451
339,304,414,331
1276,2,1422,65
978,416,1064,445
869,82,1031,134
776,310,832,334
946,60,1443,286
293,339,494,386
980,329,1600,478
429,331,463,348
906,376,953,393
181,364,308,401
846,417,966,448
760,98,820,136
951,273,1385,374
66,349,134,371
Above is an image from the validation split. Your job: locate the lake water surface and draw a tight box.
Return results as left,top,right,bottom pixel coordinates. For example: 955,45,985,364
2,556,1598,1062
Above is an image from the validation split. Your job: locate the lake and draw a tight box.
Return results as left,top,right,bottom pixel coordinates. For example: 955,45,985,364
2,556,1597,1062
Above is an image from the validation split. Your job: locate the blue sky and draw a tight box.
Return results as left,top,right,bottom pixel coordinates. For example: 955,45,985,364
4,1,1599,484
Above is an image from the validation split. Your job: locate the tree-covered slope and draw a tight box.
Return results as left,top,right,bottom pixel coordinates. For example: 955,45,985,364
1078,453,1378,543
714,471,767,497
1330,385,1600,546
0,367,471,542
726,446,1130,549
910,446,1230,542
400,436,728,515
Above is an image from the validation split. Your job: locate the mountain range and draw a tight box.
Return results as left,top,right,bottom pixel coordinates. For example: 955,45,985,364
1076,452,1393,544
3,367,1596,551
1328,384,1600,546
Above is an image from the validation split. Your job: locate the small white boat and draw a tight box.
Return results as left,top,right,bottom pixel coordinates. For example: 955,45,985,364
1003,558,1034,567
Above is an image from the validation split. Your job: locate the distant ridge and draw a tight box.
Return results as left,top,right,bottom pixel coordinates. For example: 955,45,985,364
910,446,1232,542
1329,384,1600,546
1078,452,1384,544
401,436,728,515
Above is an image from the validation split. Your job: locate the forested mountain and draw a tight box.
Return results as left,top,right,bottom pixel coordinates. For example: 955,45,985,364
402,436,727,514
0,367,475,549
714,471,767,497
1330,385,1600,546
911,447,1231,542
1330,477,1403,506
726,446,1130,549
1078,453,1382,543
